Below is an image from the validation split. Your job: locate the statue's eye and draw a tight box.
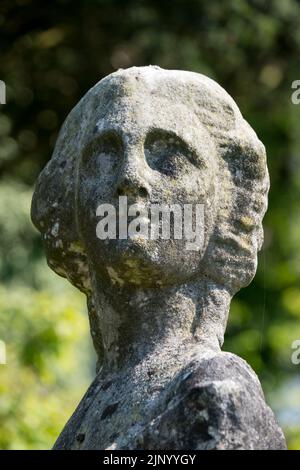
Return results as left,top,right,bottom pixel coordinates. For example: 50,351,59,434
98,134,122,157
154,153,185,177
82,132,122,175
144,131,198,177
95,134,122,171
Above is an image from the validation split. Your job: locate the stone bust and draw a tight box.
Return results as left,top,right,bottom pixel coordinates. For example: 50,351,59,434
31,66,286,450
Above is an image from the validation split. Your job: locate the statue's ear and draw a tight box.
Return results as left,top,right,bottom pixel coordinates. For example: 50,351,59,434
203,121,269,294
225,123,268,183
31,106,91,294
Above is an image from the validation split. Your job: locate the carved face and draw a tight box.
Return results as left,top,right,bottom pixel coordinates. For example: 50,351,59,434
31,67,268,294
77,89,218,287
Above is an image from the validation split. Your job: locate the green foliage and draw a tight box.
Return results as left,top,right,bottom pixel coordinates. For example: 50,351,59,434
0,0,300,449
0,182,93,449
0,181,42,286
0,284,91,450
285,427,300,450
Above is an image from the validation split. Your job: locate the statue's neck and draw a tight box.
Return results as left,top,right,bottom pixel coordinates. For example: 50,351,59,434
88,275,231,378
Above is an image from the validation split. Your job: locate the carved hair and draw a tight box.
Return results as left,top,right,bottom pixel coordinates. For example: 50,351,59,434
31,66,269,295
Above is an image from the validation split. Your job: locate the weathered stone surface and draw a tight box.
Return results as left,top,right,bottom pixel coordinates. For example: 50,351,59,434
53,351,285,450
31,66,286,450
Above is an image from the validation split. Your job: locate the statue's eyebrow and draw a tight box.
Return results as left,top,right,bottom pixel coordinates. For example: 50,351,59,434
92,121,124,140
94,118,122,133
86,121,207,167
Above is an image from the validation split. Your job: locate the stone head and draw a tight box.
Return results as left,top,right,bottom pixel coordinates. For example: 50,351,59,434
31,66,269,297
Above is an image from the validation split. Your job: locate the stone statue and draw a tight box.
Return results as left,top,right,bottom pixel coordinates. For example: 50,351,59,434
31,66,286,449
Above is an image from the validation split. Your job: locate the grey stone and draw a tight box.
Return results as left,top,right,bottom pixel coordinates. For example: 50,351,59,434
31,66,286,450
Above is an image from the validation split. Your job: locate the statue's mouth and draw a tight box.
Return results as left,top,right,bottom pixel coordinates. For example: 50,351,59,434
95,195,205,253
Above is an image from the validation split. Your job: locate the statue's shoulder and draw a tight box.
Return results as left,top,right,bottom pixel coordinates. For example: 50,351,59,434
139,351,286,450
182,350,264,394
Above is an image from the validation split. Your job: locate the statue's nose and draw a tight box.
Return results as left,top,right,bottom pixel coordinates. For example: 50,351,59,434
117,149,150,199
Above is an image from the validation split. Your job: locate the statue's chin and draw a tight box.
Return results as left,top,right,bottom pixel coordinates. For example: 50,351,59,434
102,252,199,289
90,236,204,287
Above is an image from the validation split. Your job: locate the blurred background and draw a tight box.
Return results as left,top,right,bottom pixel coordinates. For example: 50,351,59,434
0,0,300,449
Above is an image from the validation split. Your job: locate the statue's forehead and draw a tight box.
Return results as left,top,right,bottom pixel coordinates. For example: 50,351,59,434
77,78,216,154
92,93,203,140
